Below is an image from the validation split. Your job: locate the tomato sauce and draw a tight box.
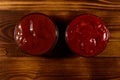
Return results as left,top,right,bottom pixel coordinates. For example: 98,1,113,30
14,13,58,55
66,14,110,57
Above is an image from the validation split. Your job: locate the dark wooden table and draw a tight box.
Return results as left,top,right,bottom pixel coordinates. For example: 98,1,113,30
0,0,120,80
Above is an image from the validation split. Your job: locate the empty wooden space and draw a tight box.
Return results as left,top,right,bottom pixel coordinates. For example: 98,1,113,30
0,0,120,80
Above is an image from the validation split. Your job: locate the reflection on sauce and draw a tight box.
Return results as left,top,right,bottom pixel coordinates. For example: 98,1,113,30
66,14,110,57
14,13,57,55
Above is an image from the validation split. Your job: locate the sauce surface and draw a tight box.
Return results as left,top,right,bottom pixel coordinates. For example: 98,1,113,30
14,13,57,55
66,14,109,57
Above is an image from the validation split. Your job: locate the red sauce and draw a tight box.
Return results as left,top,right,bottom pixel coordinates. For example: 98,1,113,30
14,13,57,55
66,14,110,57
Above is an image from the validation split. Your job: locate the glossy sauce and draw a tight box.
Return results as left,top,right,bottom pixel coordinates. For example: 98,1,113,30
14,13,57,55
66,14,110,57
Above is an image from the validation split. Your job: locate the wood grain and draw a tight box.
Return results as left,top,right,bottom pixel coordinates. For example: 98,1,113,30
0,1,120,11
0,0,120,79
0,57,120,80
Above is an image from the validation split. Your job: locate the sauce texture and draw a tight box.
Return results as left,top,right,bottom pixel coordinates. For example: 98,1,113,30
14,13,57,55
66,14,109,57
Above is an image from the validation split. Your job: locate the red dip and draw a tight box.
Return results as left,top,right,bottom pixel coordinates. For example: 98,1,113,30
14,13,57,55
66,14,109,57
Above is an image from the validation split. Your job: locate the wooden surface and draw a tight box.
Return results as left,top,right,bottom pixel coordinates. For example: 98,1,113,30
0,0,120,80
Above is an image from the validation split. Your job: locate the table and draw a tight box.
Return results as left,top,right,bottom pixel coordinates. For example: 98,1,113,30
0,0,120,79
